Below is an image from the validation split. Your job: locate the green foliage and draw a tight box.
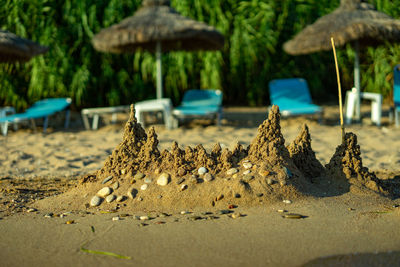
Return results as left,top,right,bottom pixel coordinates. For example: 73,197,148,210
1,0,400,110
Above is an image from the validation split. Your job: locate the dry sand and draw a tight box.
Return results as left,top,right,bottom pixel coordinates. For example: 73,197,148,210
1,104,400,266
1,106,398,179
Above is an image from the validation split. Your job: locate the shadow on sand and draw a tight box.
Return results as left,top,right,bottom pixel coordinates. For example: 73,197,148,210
302,251,400,267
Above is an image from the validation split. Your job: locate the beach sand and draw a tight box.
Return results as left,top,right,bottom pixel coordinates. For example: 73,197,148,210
0,105,399,266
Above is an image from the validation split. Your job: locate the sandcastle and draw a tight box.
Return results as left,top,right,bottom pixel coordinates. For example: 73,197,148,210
72,104,396,211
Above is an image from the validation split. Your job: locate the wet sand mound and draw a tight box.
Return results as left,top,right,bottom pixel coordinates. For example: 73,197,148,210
326,132,392,197
34,105,397,213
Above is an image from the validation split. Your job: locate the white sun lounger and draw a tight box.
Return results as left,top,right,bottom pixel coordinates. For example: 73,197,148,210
81,105,131,130
81,98,174,130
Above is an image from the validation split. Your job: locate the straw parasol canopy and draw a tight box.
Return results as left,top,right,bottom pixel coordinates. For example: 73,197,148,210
284,0,400,55
0,30,48,63
92,0,224,99
283,0,400,121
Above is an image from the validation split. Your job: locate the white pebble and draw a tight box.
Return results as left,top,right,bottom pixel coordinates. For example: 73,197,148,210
116,195,125,202
231,213,241,219
283,200,292,204
180,211,189,215
141,184,148,190
157,173,170,186
105,194,116,203
226,168,238,176
134,173,145,180
243,162,253,169
243,170,251,175
140,215,149,220
198,167,208,175
101,176,112,184
180,184,188,191
112,216,121,221
90,196,102,206
97,187,112,197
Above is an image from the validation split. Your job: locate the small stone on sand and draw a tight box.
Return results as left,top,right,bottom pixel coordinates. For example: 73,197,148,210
243,162,252,169
127,188,138,199
105,194,116,203
101,176,112,184
141,184,148,190
157,173,170,186
227,168,238,176
180,184,188,191
116,196,125,202
97,187,112,197
90,196,102,206
231,213,241,219
282,213,303,219
198,167,208,175
134,173,145,180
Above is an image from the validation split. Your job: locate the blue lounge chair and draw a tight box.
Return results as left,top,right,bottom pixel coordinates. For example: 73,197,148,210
394,64,400,127
268,78,323,119
172,89,223,127
0,98,71,135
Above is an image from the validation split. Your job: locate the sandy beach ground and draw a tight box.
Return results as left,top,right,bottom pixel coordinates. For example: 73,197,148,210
0,104,400,266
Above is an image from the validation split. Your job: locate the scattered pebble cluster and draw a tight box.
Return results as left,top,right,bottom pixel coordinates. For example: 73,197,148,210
88,160,294,209
89,172,172,207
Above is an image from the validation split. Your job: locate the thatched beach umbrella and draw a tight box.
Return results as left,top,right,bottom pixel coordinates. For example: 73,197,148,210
0,30,48,63
283,0,400,121
92,0,224,99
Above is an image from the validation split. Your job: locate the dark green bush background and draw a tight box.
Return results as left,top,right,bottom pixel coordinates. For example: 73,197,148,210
1,0,400,110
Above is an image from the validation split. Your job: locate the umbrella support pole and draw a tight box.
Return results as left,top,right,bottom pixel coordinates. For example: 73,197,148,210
353,41,361,121
156,42,163,99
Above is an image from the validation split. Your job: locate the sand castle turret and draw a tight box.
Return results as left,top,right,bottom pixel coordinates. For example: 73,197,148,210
247,105,288,163
326,132,391,196
247,105,304,185
97,105,160,179
287,124,325,181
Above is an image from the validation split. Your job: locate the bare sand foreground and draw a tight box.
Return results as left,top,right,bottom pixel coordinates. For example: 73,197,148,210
0,105,400,266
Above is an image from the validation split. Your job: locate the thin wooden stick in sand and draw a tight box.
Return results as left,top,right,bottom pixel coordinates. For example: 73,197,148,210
331,37,345,144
